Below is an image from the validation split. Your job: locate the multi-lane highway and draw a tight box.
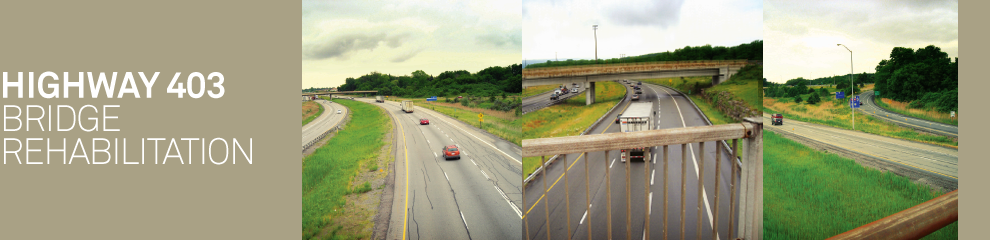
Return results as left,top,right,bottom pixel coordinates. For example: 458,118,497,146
523,82,740,240
764,113,958,187
522,86,586,114
352,98,523,240
302,99,347,148
858,90,958,137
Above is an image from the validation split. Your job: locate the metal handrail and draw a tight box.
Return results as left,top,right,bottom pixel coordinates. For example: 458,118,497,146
827,190,958,240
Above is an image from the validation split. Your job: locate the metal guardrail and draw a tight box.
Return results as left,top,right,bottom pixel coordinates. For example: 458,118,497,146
522,60,749,79
827,190,958,240
302,100,350,153
523,117,764,240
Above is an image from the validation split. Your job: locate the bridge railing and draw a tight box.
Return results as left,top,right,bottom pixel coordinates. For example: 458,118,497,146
522,60,750,79
827,190,957,240
522,117,763,240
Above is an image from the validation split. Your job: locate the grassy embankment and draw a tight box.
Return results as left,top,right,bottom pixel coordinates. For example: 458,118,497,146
521,81,625,178
522,84,559,98
302,99,391,240
302,101,325,126
764,130,957,239
640,77,736,125
764,97,957,147
874,97,958,126
388,96,522,146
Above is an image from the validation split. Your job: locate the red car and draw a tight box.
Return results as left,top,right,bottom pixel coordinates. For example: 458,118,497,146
442,145,460,160
420,118,430,125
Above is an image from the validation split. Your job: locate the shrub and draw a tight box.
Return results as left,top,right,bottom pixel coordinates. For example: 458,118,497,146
794,95,804,104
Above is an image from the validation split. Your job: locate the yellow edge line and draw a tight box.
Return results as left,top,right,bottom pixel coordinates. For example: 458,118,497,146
523,96,633,218
771,119,958,180
399,112,409,240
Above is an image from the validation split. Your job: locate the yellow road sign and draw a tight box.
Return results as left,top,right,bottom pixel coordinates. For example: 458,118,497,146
478,113,484,118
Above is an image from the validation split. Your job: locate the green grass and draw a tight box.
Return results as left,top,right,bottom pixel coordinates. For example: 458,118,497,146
764,130,957,239
522,81,625,178
708,65,762,113
523,84,559,98
764,97,957,147
687,95,734,125
387,96,522,146
302,98,391,240
302,101,325,126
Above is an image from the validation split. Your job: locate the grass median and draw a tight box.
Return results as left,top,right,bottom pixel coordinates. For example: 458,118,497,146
764,130,957,239
302,101,324,126
764,97,956,147
418,100,522,146
875,97,958,126
302,98,391,240
522,81,625,179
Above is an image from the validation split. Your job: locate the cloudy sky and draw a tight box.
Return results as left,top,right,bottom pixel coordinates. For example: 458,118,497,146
302,0,521,89
764,0,958,83
522,0,762,63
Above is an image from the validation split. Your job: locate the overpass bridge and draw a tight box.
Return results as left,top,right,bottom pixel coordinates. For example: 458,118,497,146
522,60,750,105
300,90,378,100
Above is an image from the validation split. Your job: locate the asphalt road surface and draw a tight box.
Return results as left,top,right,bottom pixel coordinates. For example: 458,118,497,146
301,99,346,148
764,113,958,180
857,90,958,137
353,98,523,240
523,82,741,240
522,87,587,114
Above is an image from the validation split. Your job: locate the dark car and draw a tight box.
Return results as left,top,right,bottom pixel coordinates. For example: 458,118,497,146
442,145,460,160
636,90,643,94
615,113,622,124
637,82,642,85
772,114,783,125
420,118,430,125
631,94,640,101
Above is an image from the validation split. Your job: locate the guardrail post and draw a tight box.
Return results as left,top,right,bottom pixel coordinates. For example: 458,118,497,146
606,150,612,239
662,145,669,240
625,151,632,240
696,142,704,240
712,142,722,239
680,144,687,239
737,117,763,240
564,154,571,240
586,151,592,240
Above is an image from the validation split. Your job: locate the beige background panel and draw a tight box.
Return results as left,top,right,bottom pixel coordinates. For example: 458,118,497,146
0,1,298,239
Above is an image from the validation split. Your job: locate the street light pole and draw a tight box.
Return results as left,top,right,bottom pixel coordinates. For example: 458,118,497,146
838,44,854,130
593,25,598,63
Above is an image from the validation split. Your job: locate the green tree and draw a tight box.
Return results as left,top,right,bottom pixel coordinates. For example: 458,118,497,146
807,92,821,104
794,95,803,104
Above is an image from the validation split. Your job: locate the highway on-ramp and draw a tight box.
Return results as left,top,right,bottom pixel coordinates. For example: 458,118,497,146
523,82,740,240
857,90,958,137
763,113,958,186
302,99,347,148
355,98,523,240
522,87,587,114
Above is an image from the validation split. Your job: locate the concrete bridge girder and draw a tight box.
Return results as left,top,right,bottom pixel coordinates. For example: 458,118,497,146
523,67,742,105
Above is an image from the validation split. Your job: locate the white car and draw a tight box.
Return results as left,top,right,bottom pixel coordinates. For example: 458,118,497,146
337,110,342,114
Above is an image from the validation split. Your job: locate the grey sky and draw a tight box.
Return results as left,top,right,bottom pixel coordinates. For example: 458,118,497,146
302,0,521,89
764,0,958,83
522,0,762,62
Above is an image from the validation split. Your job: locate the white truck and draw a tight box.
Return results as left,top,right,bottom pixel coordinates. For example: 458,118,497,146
619,102,654,162
401,100,414,113
376,96,384,103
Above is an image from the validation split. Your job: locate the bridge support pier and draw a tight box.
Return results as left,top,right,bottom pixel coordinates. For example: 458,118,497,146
586,81,596,105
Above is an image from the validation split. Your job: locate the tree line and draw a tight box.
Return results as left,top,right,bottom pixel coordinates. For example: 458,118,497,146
524,40,763,69
336,64,523,98
873,45,958,113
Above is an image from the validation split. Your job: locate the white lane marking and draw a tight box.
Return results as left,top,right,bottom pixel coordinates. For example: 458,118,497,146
651,169,655,186
434,152,438,158
609,158,616,168
450,138,454,142
427,140,430,144
471,159,478,166
579,204,592,225
460,211,469,229
492,183,523,218
648,192,653,215
444,172,449,181
659,85,720,239
418,109,521,164
480,170,490,180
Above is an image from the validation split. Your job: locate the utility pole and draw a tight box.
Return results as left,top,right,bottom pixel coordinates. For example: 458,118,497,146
593,25,598,63
838,44,854,130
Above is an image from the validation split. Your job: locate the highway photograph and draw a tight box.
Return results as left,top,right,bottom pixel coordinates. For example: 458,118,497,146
300,0,523,239
520,0,764,239
763,0,958,239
